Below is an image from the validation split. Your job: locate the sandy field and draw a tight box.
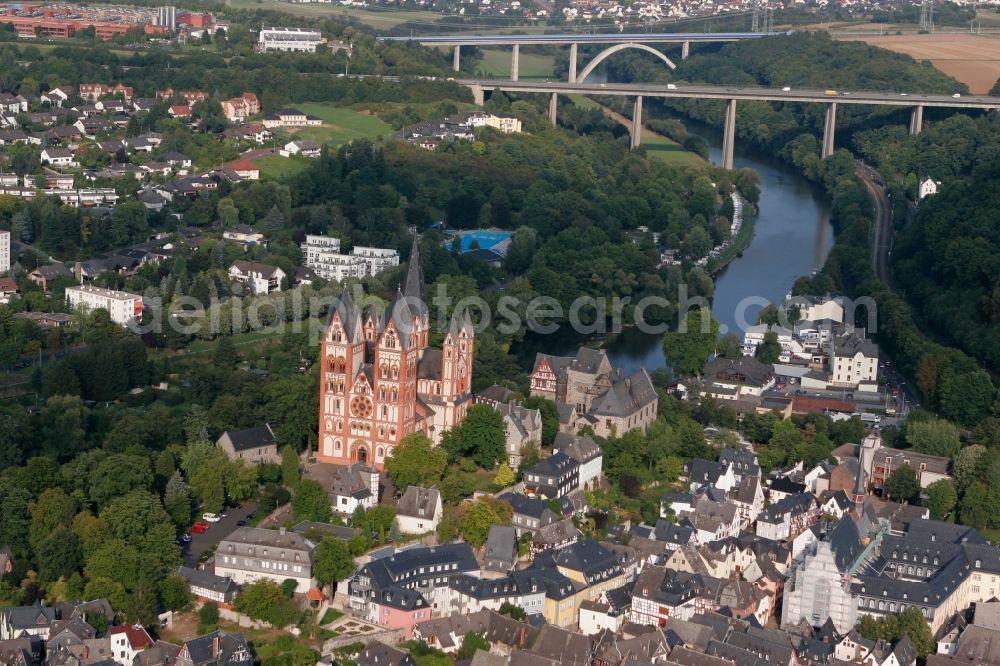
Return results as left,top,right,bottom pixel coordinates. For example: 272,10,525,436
836,33,1000,93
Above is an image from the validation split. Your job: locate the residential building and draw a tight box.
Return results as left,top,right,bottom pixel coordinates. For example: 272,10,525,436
531,518,581,557
755,492,817,541
497,402,542,468
0,277,13,304
228,260,286,294
215,424,280,465
220,93,260,123
554,433,603,490
214,527,315,594
523,451,579,500
866,443,952,491
412,608,535,654
484,525,518,573
553,539,625,601
785,295,846,324
829,328,879,388
0,605,57,641
40,148,77,167
326,463,379,515
65,285,142,326
349,543,478,634
447,571,546,617
499,492,559,536
280,140,321,157
356,642,415,666
317,237,473,469
175,566,237,605
258,27,323,53
701,356,775,403
919,176,940,200
175,631,252,666
395,486,442,535
109,625,153,665
261,108,321,128
222,224,267,250
0,230,9,275
301,235,399,280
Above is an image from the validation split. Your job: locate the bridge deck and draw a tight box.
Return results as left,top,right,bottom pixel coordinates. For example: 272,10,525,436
460,79,1000,109
379,32,773,46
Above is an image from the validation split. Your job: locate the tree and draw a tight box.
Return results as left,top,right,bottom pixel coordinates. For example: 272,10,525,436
281,446,300,487
29,488,77,554
88,453,153,508
960,482,997,530
234,580,299,627
313,538,355,589
37,527,83,582
292,480,333,523
896,607,935,658
497,601,526,620
262,205,285,235
199,601,219,626
884,465,920,504
662,309,719,376
384,433,447,491
225,460,259,502
281,578,298,598
457,632,491,660
521,397,559,446
164,471,193,527
460,497,512,547
924,479,957,521
160,575,193,610
190,465,226,514
905,418,961,458
954,444,986,491
213,336,238,368
441,404,506,468
493,464,515,490
755,331,782,364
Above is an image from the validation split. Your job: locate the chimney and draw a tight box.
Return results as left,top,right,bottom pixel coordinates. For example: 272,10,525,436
74,261,82,284
212,635,221,657
279,527,286,536
83,646,89,660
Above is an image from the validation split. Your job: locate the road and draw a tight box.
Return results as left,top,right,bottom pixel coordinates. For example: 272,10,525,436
856,163,892,284
182,501,258,568
379,31,773,46
457,79,999,109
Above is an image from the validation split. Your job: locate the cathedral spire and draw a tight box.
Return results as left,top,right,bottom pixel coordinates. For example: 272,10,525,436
403,232,422,301
852,444,867,510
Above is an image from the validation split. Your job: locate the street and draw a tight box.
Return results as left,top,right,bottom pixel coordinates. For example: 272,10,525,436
181,500,258,568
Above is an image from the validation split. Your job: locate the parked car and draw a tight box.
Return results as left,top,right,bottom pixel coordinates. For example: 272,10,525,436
236,519,247,527
178,533,192,543
202,512,221,523
190,522,210,534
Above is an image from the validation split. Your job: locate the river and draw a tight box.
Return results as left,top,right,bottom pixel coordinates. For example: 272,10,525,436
515,118,834,375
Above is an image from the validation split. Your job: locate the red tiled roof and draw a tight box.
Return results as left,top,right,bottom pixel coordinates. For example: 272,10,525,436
110,623,154,650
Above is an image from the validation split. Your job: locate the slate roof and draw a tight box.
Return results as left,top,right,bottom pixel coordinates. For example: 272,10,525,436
499,493,557,522
3,605,57,631
588,368,657,418
553,433,602,464
768,477,807,496
231,260,284,280
484,525,518,571
220,424,277,452
532,518,581,548
554,539,622,585
176,566,237,597
528,625,591,665
703,356,773,387
396,486,440,520
179,630,251,666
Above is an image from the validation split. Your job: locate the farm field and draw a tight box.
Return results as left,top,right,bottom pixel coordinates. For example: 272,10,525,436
836,33,1000,93
475,48,557,79
286,103,393,145
227,0,443,28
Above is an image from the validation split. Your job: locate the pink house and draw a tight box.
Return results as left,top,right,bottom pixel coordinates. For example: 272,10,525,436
373,594,431,639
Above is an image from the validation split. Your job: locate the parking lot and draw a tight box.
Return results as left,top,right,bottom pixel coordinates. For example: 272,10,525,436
181,501,258,567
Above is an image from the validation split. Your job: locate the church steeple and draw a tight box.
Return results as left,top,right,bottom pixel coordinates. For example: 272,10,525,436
852,444,867,510
403,232,422,301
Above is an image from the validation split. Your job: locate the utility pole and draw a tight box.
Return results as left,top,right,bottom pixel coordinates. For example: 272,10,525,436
751,3,760,33
919,0,933,32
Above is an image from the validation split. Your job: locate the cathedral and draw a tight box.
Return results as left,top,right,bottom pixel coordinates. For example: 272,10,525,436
316,237,474,470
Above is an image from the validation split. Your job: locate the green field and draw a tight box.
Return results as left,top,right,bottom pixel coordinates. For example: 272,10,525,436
475,48,556,79
227,0,444,28
256,154,312,180
288,103,393,145
641,134,706,166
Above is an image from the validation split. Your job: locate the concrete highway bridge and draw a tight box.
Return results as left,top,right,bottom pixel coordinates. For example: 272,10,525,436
455,79,1000,168
379,32,775,81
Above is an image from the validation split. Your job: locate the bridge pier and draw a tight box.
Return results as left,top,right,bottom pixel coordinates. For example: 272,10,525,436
909,104,924,134
822,102,837,159
631,95,644,149
549,92,558,126
722,98,736,169
470,84,484,107
569,43,578,83
682,41,690,59
511,44,520,82
453,45,461,72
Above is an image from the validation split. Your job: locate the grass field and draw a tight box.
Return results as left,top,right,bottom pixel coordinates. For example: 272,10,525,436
836,33,1000,93
227,0,443,28
256,154,312,180
287,103,393,145
475,48,556,79
570,95,705,166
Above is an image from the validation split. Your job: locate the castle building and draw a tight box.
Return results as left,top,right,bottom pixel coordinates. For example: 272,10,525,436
316,238,473,469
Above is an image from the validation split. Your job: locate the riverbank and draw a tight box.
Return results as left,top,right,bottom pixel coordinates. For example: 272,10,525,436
707,192,757,277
